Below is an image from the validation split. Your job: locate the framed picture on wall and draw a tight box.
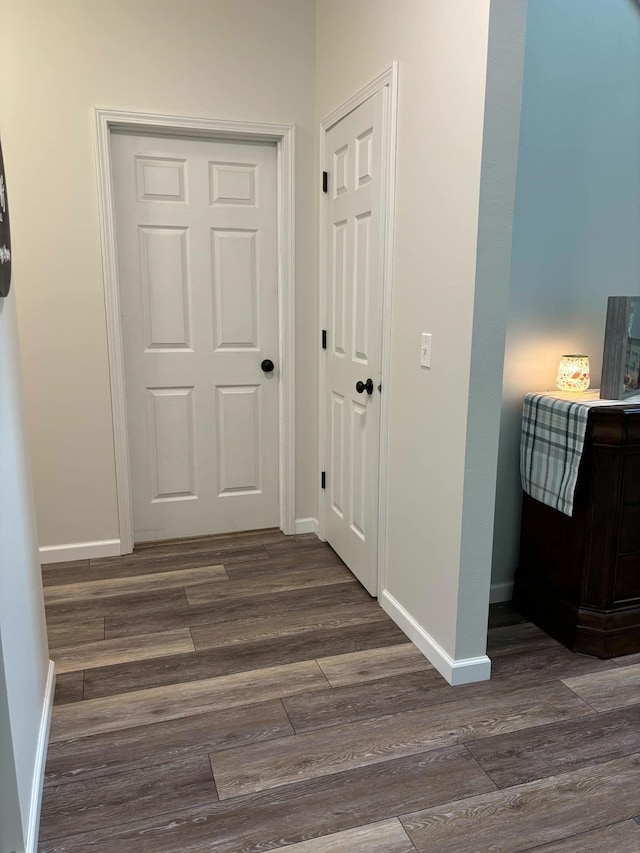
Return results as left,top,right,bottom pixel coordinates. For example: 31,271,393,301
0,136,11,298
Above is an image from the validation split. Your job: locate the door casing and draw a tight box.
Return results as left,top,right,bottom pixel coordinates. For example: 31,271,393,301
318,64,399,599
95,109,296,554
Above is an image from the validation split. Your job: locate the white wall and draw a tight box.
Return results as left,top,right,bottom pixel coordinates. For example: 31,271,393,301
0,292,51,852
458,0,527,656
0,633,24,853
0,0,534,684
316,0,525,679
492,0,640,596
0,0,316,551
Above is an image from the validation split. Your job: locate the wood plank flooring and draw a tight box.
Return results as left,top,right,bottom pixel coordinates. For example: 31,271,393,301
39,531,640,852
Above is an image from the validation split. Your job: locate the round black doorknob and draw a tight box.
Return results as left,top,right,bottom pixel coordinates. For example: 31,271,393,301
355,378,374,395
261,359,275,373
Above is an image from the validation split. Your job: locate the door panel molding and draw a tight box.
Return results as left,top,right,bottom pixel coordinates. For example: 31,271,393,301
95,109,296,553
318,64,399,598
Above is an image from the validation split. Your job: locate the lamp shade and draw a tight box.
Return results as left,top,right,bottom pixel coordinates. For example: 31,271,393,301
556,354,590,391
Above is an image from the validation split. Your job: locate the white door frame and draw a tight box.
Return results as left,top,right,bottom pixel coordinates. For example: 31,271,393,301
95,108,296,554
318,64,399,598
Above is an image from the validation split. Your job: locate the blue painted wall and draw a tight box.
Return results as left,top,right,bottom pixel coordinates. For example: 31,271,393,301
492,0,640,593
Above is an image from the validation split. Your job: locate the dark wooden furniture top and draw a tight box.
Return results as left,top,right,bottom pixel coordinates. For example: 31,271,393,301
514,401,640,658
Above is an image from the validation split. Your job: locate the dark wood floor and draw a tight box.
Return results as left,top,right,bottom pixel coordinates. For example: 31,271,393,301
39,531,640,852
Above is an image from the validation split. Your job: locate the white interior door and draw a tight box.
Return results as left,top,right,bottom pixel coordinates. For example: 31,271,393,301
111,132,279,543
323,90,385,595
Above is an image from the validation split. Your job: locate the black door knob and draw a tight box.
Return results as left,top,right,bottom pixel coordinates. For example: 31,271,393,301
355,378,374,395
261,359,275,373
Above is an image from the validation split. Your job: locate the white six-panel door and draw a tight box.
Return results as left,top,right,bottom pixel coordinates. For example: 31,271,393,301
111,132,279,542
323,90,384,595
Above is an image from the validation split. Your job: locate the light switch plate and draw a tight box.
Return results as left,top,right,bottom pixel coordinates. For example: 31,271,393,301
420,333,432,368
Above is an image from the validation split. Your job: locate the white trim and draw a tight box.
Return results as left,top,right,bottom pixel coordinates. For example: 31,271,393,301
380,589,492,686
24,660,55,853
294,517,319,535
321,64,399,133
94,108,296,553
39,539,121,564
318,63,399,599
276,125,296,536
490,580,514,604
376,65,399,601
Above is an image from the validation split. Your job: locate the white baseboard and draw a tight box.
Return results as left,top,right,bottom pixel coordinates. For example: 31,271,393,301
380,589,492,686
25,660,55,853
39,538,121,564
294,517,319,535
490,580,514,604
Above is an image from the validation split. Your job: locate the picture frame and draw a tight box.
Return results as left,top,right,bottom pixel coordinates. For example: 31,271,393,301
0,136,11,298
626,337,640,391
600,296,640,399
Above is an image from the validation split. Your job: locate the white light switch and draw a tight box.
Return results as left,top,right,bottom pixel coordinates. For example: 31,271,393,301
420,333,432,368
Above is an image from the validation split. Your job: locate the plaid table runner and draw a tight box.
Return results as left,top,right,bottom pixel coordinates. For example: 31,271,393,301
520,392,618,516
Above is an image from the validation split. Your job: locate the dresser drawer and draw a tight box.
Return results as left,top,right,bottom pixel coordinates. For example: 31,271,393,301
623,454,640,504
615,554,640,602
619,505,640,553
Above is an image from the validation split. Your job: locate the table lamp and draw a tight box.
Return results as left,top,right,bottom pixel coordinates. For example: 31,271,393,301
556,354,590,392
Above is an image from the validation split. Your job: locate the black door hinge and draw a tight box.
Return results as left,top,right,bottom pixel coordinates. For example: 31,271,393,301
322,329,327,350
322,171,328,193
321,471,326,489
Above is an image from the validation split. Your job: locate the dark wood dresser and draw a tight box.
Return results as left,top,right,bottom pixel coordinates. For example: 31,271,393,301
513,402,640,658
